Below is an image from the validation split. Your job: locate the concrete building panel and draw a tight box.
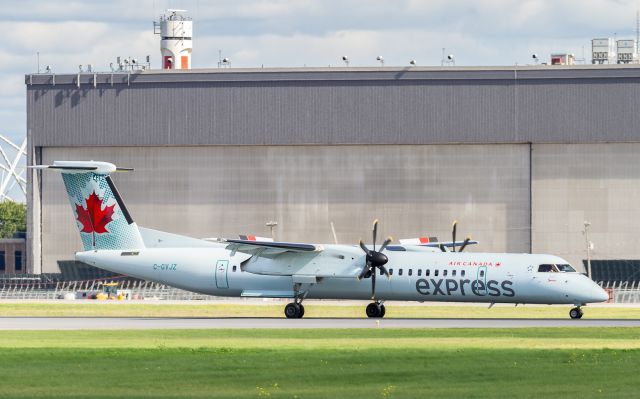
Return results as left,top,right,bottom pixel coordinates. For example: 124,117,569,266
40,145,530,273
532,143,640,270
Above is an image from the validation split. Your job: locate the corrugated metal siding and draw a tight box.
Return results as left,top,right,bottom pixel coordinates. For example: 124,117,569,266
518,79,640,142
26,67,640,147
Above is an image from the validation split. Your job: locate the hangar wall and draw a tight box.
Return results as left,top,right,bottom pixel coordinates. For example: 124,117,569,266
26,66,640,147
532,143,640,269
40,143,640,273
27,66,640,274
40,145,531,273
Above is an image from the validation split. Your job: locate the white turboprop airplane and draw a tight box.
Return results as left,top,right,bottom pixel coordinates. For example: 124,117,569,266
33,161,609,319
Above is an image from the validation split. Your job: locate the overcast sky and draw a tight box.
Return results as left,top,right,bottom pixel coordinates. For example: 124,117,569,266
4,0,640,144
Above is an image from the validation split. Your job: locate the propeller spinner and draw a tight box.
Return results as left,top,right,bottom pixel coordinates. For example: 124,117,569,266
358,219,392,300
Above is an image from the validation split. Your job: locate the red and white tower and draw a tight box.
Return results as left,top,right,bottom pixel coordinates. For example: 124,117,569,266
155,9,192,70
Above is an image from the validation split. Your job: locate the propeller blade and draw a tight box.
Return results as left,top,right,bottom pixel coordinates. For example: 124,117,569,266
379,236,393,253
459,237,471,252
379,264,390,279
357,262,370,280
371,268,377,299
359,240,371,256
451,220,458,252
372,219,379,251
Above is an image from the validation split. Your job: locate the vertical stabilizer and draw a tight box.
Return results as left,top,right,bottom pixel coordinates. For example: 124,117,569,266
32,161,144,251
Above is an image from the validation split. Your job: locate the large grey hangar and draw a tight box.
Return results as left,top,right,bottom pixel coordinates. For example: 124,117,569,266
25,65,640,274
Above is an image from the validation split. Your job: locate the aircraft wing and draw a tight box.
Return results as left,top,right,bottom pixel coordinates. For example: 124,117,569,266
399,237,478,249
225,239,323,258
238,235,274,242
428,240,479,249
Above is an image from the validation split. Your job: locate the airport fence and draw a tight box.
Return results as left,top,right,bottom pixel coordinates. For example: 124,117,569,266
597,281,640,304
0,276,220,301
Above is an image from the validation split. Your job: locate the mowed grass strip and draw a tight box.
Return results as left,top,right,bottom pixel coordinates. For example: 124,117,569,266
0,303,637,319
0,328,639,349
0,329,639,399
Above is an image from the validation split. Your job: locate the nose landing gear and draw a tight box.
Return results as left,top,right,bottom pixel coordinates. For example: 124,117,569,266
366,302,386,318
569,306,584,319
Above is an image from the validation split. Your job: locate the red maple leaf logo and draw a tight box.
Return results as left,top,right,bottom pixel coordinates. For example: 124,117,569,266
75,192,115,234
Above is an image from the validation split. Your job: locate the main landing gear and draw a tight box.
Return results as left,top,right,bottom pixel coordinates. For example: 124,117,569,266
366,302,386,318
284,302,305,319
569,306,584,319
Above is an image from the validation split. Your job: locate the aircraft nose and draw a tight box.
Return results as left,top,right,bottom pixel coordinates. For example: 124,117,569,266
590,285,609,303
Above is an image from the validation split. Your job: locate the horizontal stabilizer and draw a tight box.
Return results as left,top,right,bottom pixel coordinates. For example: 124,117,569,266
30,161,133,174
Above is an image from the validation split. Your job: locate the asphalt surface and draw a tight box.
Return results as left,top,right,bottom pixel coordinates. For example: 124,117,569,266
1,317,640,330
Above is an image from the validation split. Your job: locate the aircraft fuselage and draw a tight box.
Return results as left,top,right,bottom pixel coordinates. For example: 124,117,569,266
76,245,607,306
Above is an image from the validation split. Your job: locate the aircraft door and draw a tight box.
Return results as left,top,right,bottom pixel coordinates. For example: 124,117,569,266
475,266,488,296
215,260,229,289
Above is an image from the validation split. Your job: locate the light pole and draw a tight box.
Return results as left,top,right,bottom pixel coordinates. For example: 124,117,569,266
266,221,278,240
583,221,593,277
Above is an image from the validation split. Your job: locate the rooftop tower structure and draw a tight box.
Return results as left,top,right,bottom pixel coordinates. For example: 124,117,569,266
154,9,192,70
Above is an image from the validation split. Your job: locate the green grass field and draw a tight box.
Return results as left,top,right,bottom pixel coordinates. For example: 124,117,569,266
0,302,638,319
1,328,639,398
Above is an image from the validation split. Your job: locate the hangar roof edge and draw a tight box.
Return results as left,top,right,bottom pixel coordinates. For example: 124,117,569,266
25,64,640,86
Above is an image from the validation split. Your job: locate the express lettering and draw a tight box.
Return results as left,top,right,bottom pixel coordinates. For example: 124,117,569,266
415,278,515,297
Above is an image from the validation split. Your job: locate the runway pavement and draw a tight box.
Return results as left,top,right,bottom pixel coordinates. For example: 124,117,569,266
1,317,640,330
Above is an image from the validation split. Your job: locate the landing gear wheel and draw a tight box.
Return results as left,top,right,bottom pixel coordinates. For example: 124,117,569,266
284,303,304,319
569,307,583,320
366,302,385,318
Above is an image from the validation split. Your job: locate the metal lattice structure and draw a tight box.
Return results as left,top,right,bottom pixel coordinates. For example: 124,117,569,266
0,135,26,203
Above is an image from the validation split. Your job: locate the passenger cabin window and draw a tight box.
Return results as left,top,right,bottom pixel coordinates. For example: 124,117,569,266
389,269,394,275
232,265,237,272
461,270,465,277
435,270,439,276
443,270,448,276
399,269,403,276
479,270,484,277
408,269,413,276
452,270,456,277
418,269,422,276
426,269,430,276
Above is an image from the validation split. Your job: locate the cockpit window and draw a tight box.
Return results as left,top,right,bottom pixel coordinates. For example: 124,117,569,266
556,264,576,272
538,264,557,272
538,264,576,273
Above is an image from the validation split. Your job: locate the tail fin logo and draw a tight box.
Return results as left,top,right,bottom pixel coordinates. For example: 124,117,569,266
75,191,116,234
